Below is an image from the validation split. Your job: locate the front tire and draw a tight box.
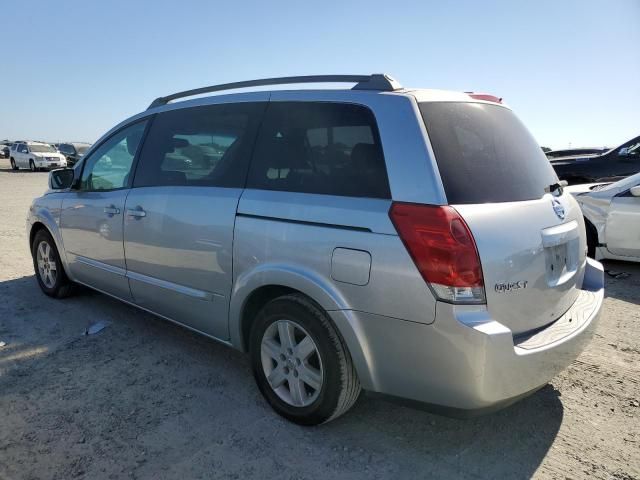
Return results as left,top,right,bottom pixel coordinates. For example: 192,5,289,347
10,158,17,170
31,229,73,298
29,159,36,172
250,294,361,425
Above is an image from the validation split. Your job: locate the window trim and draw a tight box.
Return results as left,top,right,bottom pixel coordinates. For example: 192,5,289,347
76,117,153,193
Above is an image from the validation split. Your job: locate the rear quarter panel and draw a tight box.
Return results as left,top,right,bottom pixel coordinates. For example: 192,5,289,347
228,190,437,350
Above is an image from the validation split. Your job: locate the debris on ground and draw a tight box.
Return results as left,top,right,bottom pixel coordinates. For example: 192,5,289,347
605,270,631,279
84,321,110,336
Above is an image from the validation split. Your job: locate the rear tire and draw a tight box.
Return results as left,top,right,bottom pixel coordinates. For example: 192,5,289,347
10,158,17,170
31,229,73,298
249,294,361,425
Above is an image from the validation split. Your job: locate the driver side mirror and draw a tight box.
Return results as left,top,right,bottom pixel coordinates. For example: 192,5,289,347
630,185,640,197
49,168,75,190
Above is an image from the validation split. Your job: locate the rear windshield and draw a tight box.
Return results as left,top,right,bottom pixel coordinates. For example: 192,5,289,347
420,102,558,204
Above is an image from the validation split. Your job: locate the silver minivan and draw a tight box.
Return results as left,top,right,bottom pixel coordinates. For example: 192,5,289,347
27,74,604,425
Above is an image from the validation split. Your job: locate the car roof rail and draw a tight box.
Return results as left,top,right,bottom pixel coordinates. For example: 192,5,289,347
147,74,402,110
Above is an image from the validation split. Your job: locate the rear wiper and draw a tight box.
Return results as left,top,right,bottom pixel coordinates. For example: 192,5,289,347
545,180,568,195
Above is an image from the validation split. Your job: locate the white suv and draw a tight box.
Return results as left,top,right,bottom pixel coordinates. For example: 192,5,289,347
10,141,67,171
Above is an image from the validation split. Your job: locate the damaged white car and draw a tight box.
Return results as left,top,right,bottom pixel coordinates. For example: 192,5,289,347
567,172,640,262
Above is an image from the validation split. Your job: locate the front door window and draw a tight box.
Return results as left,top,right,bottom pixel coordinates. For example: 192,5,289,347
80,121,147,191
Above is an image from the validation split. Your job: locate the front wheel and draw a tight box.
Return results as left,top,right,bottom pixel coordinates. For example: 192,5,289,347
250,294,361,425
31,229,73,298
29,159,36,172
10,158,17,170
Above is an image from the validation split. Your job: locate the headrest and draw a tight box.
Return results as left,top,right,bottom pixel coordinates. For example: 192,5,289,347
171,138,189,149
126,130,144,155
261,134,309,170
351,143,382,169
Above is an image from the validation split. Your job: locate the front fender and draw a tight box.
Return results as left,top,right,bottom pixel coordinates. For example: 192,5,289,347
27,195,69,273
228,262,350,350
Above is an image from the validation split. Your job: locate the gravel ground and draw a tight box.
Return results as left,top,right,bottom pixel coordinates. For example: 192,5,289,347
0,158,638,480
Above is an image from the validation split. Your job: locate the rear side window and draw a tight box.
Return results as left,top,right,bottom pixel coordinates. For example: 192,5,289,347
247,102,390,199
134,102,265,188
420,102,558,204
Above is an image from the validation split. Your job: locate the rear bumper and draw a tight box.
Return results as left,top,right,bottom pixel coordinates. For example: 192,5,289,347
331,257,604,413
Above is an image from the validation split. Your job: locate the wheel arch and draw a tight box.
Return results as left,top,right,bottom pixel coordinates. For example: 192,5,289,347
28,214,70,275
229,264,350,352
583,216,599,256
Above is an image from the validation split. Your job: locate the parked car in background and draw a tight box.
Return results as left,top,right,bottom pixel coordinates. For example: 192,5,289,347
57,142,92,166
1,144,10,159
551,135,640,185
27,74,603,425
567,172,640,262
10,141,67,171
546,147,608,159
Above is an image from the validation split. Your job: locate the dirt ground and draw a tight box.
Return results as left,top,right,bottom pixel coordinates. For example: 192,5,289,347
0,158,638,480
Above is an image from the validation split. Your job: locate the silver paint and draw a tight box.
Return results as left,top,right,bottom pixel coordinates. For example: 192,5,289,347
25,86,605,414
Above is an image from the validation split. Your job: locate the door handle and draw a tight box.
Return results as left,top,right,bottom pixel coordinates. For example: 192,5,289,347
103,205,121,216
127,206,147,219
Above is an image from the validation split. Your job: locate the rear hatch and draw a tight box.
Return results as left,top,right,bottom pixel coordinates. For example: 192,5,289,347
419,101,586,334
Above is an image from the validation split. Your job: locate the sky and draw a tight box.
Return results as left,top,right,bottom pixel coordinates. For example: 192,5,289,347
1,0,638,150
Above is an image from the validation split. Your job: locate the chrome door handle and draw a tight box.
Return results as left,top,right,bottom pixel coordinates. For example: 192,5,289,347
127,207,147,218
103,205,120,216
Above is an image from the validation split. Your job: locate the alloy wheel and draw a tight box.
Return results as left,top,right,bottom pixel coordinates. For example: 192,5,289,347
260,319,324,407
36,240,57,288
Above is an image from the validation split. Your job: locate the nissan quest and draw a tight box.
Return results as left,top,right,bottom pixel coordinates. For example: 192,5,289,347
27,74,604,425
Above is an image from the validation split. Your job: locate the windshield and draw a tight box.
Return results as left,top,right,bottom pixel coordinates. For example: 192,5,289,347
29,144,57,153
419,102,558,204
622,141,640,157
76,144,91,154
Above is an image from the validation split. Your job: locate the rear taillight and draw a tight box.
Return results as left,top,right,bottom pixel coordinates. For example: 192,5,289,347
389,202,485,304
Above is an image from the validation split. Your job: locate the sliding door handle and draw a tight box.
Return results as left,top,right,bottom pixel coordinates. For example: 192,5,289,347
126,206,147,219
103,205,120,216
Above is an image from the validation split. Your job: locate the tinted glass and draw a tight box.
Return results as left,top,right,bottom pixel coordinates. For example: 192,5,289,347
247,102,390,199
80,121,147,191
134,103,265,188
620,140,640,158
29,144,56,153
420,102,558,204
19,144,28,153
